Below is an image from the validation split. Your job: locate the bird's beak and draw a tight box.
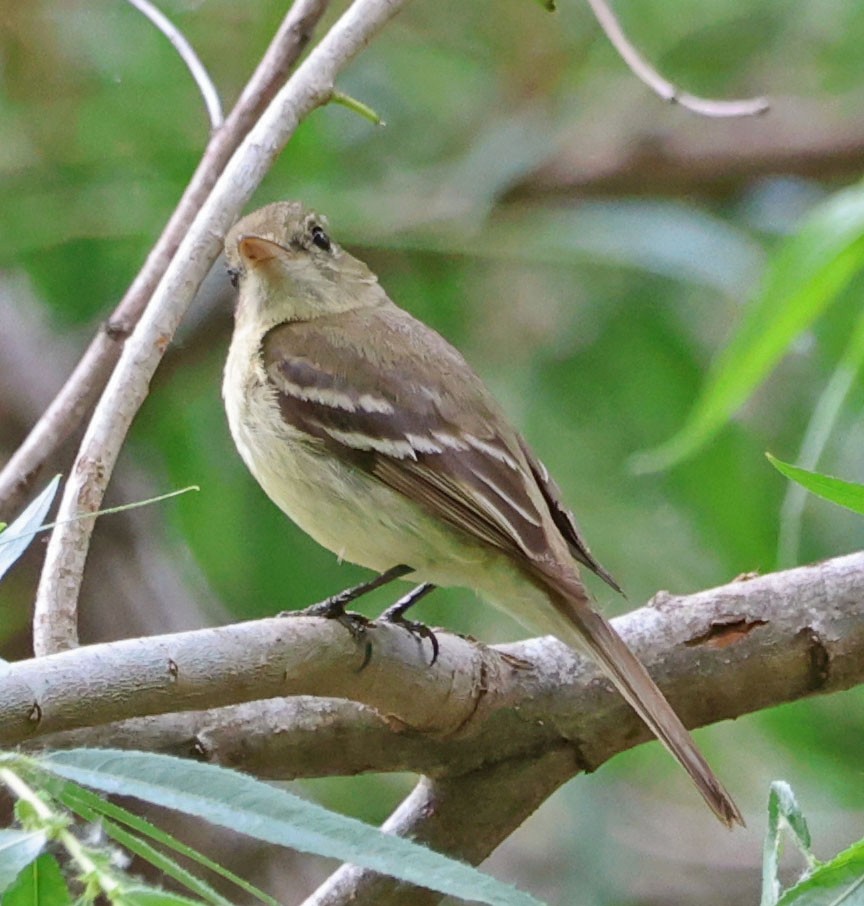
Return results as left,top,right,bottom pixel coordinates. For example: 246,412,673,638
237,235,289,265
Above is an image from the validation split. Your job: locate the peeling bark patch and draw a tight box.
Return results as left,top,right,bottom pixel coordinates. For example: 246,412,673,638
804,628,830,690
382,713,411,733
685,616,768,648
476,656,490,697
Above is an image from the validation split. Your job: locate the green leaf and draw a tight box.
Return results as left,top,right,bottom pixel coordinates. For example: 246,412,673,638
40,749,545,906
777,838,864,904
2,853,71,906
767,454,864,516
0,830,49,895
0,475,61,581
761,782,815,906
94,818,231,906
633,181,864,473
58,783,277,906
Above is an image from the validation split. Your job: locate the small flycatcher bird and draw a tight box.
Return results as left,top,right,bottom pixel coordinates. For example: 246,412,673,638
223,200,742,827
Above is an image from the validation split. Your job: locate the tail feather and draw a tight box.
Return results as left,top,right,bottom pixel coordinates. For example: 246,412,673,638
548,584,743,827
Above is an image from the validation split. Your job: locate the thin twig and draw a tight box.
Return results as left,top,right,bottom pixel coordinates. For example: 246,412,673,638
0,0,329,519
125,0,224,130
586,0,769,118
32,0,411,655
331,90,386,125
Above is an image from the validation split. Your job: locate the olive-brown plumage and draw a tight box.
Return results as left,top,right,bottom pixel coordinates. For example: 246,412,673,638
223,200,743,827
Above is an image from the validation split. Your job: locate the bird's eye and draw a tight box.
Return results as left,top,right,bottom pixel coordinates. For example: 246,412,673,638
226,266,241,288
310,224,332,252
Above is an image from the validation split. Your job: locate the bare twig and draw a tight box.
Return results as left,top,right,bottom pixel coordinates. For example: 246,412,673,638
0,0,329,519
585,0,769,117
32,0,412,656
125,0,224,130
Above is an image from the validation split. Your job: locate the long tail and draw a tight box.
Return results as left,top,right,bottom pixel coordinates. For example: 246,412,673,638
547,580,743,827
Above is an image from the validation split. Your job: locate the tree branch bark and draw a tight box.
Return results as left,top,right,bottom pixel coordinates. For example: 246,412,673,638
0,0,330,520
13,550,863,904
13,551,864,772
31,0,412,657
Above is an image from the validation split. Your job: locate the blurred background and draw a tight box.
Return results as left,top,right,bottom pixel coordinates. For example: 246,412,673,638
2,0,864,902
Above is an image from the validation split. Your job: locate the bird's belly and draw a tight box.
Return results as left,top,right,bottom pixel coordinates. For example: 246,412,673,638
227,387,489,580
223,368,569,639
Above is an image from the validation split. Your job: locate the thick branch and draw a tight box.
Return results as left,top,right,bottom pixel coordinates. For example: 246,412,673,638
17,551,862,906
32,0,410,656
12,552,864,774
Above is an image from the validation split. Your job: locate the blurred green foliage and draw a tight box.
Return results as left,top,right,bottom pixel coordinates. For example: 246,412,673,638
3,0,864,903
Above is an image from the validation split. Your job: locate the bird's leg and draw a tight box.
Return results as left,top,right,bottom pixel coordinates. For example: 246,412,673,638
378,583,440,664
282,564,415,638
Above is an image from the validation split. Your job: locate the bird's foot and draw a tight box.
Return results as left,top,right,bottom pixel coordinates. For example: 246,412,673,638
378,583,439,665
278,563,415,627
293,595,372,640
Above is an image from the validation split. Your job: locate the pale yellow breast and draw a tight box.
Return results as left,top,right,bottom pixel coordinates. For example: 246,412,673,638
223,322,489,578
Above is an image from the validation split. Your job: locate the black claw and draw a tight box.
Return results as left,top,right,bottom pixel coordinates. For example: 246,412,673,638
388,617,439,665
379,583,439,665
357,640,374,673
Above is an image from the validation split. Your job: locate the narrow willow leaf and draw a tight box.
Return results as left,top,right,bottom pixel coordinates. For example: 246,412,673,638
58,783,278,906
92,817,231,906
41,750,544,906
633,181,864,472
0,484,197,584
767,454,864,515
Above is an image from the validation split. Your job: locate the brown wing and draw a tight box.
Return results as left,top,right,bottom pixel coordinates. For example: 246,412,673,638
516,438,623,594
261,306,558,569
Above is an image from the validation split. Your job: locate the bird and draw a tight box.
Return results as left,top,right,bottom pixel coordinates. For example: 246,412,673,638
222,200,743,827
